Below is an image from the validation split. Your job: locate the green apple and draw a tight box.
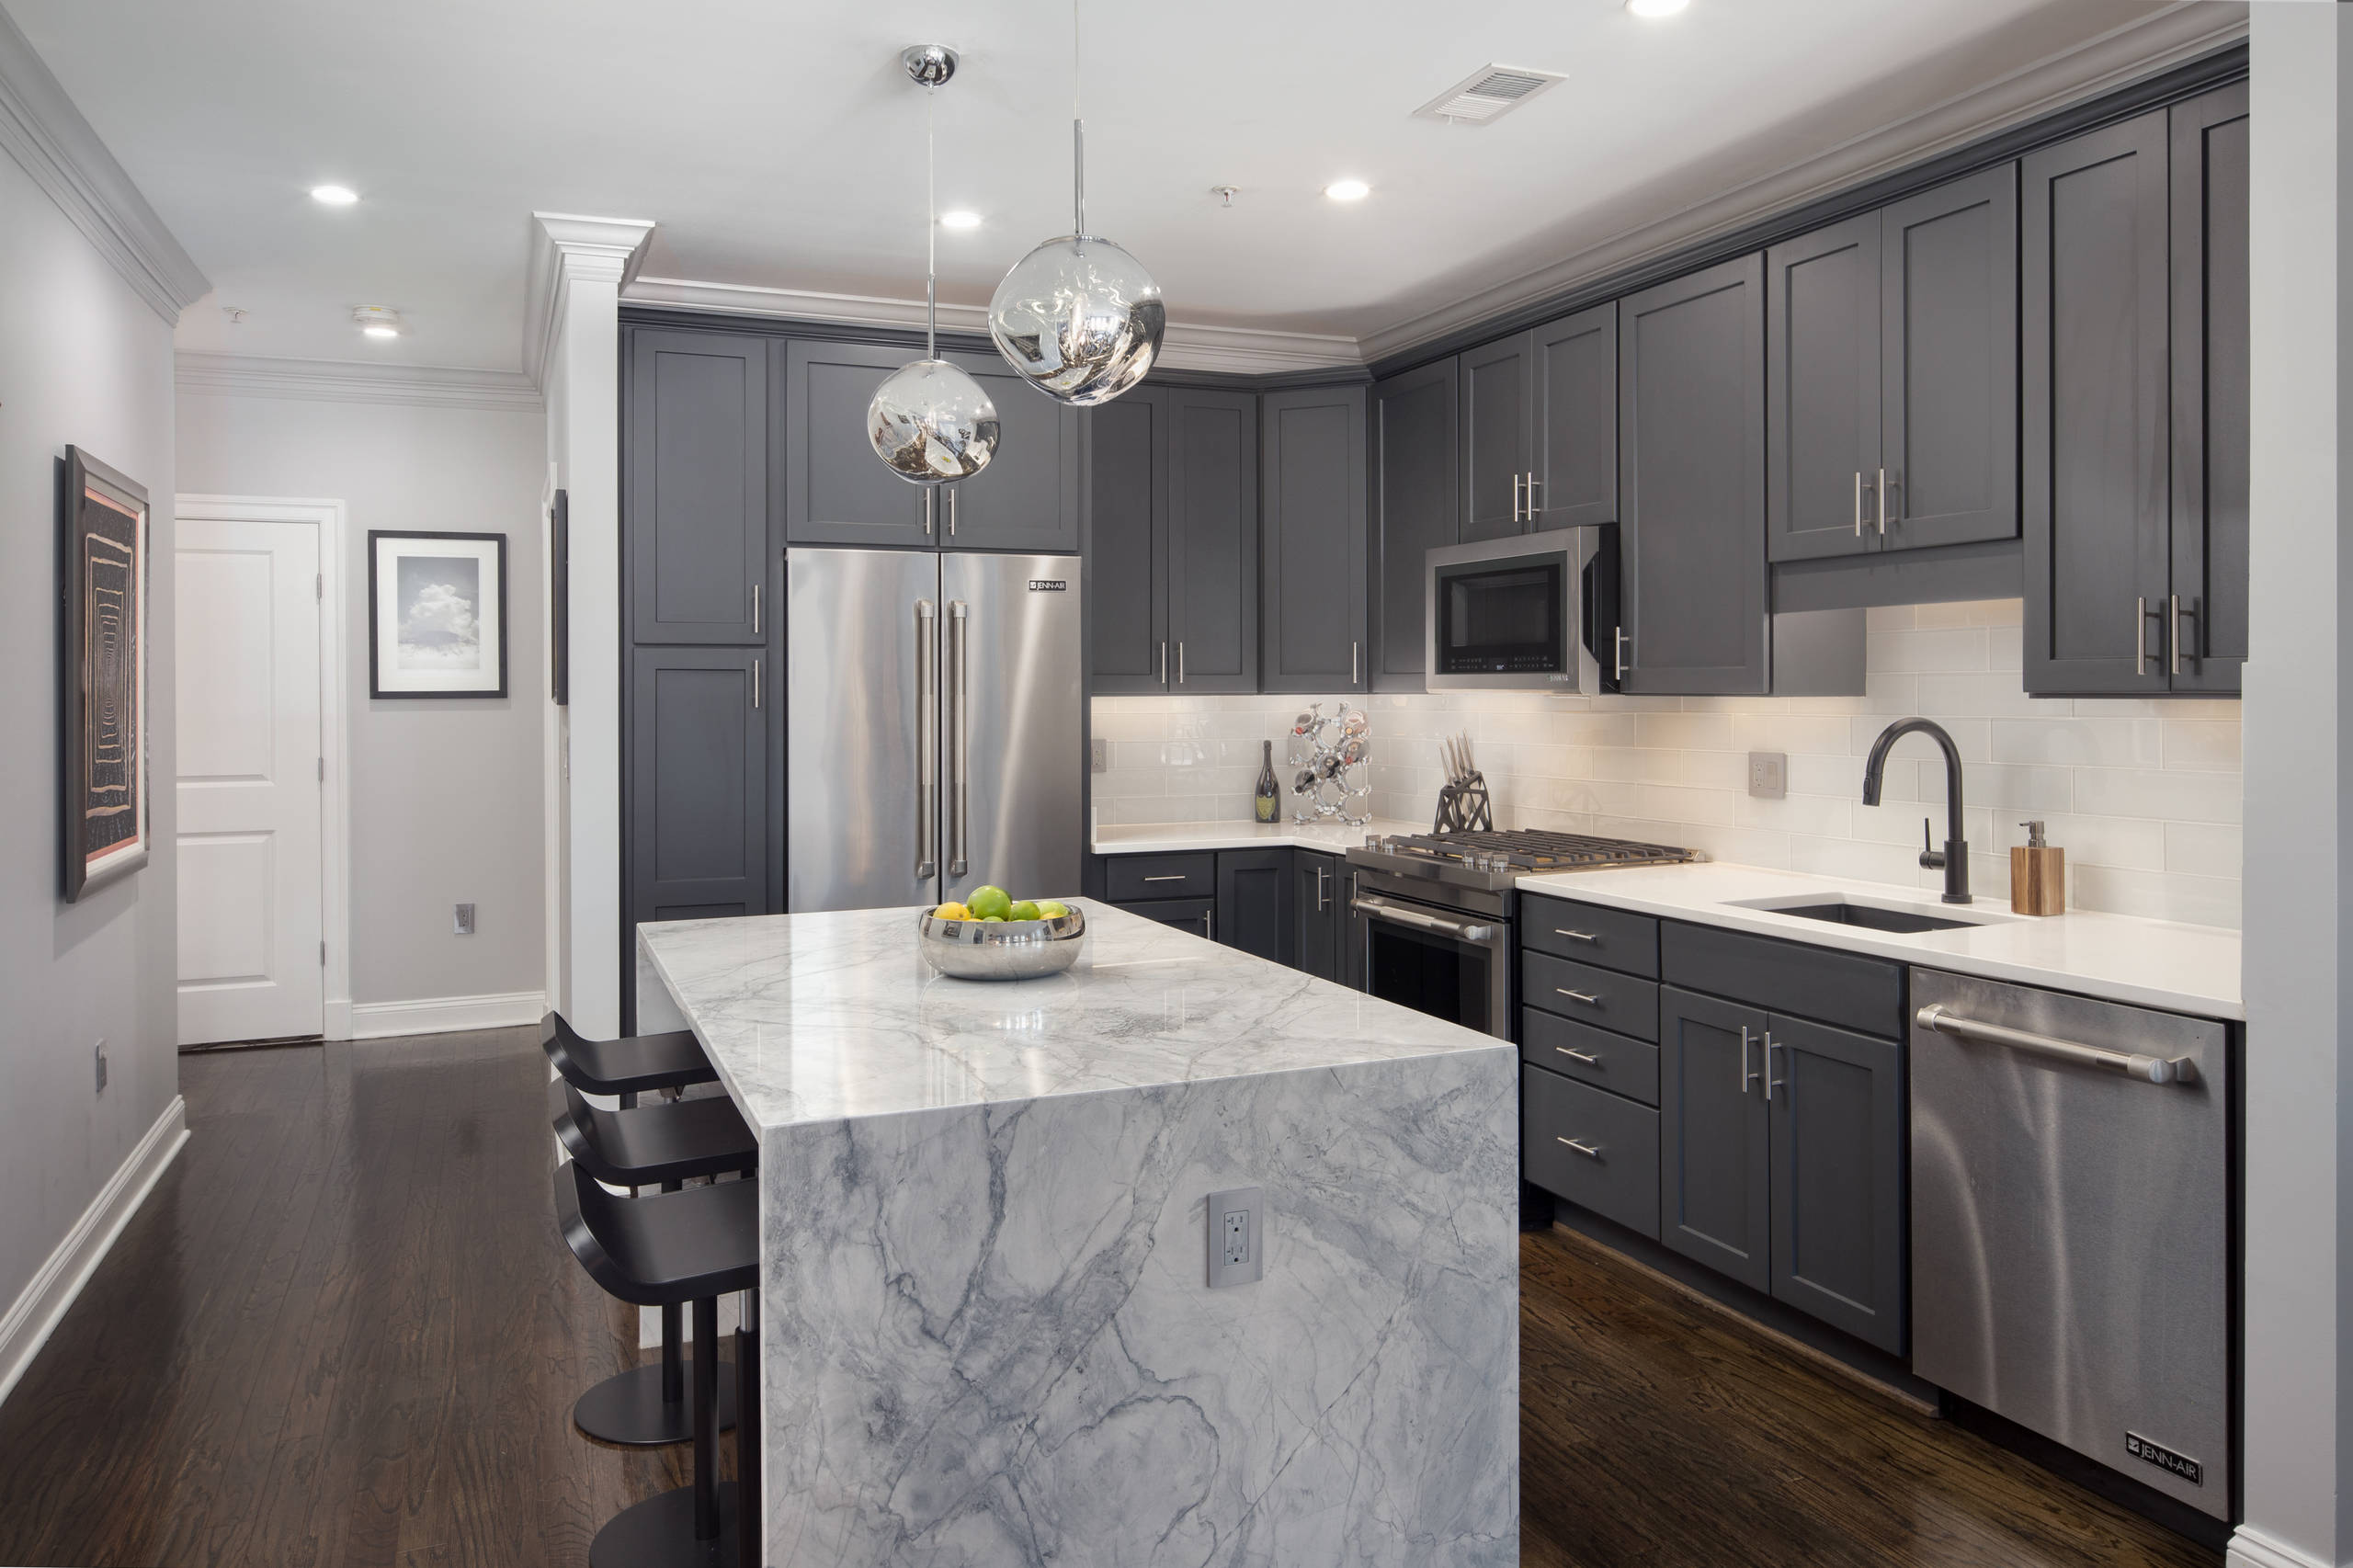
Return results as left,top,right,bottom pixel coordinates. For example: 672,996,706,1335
1036,900,1071,919
1007,900,1042,923
967,885,1012,921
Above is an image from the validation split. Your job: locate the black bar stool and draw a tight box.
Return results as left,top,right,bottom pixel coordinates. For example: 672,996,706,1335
557,1157,758,1568
540,1010,731,1448
551,1078,756,1445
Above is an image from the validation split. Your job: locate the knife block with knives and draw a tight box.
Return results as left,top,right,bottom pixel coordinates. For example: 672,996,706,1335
1434,733,1495,835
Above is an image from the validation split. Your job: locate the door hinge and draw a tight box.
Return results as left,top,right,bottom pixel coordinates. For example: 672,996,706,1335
315,573,324,601
317,756,325,783
320,940,327,967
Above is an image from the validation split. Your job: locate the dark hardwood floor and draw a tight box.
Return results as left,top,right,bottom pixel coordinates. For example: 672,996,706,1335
0,1028,2219,1567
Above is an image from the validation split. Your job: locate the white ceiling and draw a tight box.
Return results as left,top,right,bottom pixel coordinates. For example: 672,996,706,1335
9,0,2234,371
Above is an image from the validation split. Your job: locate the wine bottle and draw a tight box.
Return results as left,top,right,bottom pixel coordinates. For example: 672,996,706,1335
1255,739,1279,823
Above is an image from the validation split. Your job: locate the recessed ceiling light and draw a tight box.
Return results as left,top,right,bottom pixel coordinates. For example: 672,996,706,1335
311,184,359,206
352,305,401,339
939,210,982,229
1324,179,1370,202
1626,0,1690,17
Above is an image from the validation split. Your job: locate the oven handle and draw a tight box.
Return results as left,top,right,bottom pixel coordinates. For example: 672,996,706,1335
1351,893,1502,948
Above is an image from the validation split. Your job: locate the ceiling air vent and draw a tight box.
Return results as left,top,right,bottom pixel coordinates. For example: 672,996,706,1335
1414,63,1568,126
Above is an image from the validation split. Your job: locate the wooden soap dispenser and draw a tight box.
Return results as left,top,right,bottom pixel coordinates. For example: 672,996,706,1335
2011,820,2065,915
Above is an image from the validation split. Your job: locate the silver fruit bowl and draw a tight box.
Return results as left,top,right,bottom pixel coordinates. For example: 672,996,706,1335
916,907,1087,981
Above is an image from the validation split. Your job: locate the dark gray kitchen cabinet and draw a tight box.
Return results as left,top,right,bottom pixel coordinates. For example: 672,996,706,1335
1114,895,1216,938
1460,334,1534,542
1768,165,2018,563
1216,848,1293,966
1658,986,1771,1291
1533,302,1619,530
1294,849,1345,983
629,647,770,927
937,350,1082,551
2168,82,2250,697
628,329,769,644
1765,1013,1905,1355
1619,253,1769,695
1084,387,1257,693
1372,358,1460,692
2022,113,2172,696
1261,385,1369,692
1086,391,1166,694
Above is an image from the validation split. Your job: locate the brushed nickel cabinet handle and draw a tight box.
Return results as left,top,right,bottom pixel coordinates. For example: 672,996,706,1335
1553,928,1599,944
752,657,761,709
1613,626,1630,682
752,583,761,636
1876,466,1891,535
1142,874,1188,882
1554,1044,1602,1064
1764,1031,1783,1103
2134,597,2148,676
1740,1025,1757,1096
1511,472,1524,524
1556,988,1601,1006
1159,641,1167,687
2169,593,2182,676
1176,642,1186,685
1351,641,1359,686
1525,472,1540,517
1853,472,1864,538
1557,1137,1604,1159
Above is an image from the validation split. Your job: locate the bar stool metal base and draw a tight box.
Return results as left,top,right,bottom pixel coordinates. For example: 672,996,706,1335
572,1356,737,1447
588,1481,738,1568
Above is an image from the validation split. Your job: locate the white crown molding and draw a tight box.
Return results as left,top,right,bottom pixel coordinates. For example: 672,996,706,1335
622,275,1365,377
1356,1,2247,365
2227,1527,2332,1568
0,7,207,325
176,350,542,412
525,212,655,387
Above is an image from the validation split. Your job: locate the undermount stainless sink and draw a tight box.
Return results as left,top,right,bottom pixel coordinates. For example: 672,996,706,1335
1724,892,2020,935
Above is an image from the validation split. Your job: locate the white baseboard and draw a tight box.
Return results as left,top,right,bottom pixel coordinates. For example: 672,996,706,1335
0,1096,188,1411
349,989,547,1040
2230,1526,2334,1568
324,996,353,1040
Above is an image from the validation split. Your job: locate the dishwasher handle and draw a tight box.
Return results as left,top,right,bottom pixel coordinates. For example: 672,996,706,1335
1915,1004,2200,1085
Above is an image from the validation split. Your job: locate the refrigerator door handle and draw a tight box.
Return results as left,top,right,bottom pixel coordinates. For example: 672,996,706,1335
915,599,938,880
949,599,970,877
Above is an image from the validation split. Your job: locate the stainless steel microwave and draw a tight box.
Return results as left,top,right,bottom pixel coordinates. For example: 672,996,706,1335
1425,526,1619,693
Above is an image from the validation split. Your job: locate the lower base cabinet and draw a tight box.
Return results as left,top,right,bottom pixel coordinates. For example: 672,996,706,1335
1295,850,1347,982
1659,988,1773,1291
1100,847,1357,981
1217,849,1294,966
1523,1064,1661,1239
1111,895,1215,937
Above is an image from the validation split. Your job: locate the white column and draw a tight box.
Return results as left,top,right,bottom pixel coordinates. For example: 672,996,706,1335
2237,10,2350,1568
529,213,653,1040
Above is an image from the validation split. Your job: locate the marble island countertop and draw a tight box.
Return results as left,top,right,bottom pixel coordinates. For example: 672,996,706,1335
1518,861,2243,1020
635,897,1507,1132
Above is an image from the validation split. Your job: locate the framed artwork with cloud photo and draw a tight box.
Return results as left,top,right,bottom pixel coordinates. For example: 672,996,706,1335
368,530,507,699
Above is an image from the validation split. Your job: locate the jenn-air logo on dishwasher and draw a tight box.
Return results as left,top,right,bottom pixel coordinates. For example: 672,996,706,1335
1028,579,1068,592
2124,1432,2202,1485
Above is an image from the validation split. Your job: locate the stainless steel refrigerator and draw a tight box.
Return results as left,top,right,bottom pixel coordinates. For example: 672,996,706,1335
785,546,1083,913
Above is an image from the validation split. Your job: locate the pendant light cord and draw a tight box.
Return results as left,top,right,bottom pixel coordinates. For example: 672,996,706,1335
1071,0,1085,239
926,82,938,358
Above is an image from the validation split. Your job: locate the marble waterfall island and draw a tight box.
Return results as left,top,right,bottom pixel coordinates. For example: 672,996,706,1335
636,900,1520,1567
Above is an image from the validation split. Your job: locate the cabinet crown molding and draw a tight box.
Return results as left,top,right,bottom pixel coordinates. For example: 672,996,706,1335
526,211,655,386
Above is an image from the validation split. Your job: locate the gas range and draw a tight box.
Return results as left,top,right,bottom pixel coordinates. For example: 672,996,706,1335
1347,828,1699,900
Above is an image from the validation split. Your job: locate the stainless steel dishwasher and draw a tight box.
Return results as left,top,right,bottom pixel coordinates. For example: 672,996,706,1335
1908,969,2231,1522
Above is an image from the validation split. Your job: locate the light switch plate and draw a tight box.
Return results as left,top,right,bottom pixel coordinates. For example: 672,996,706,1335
1207,1186,1263,1288
1747,751,1788,799
1090,737,1108,774
454,903,476,936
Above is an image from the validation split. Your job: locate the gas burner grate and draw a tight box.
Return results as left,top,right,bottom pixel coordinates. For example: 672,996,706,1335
1384,828,1697,870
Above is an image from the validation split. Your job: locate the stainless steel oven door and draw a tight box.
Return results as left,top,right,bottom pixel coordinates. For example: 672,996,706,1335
1352,890,1514,1039
1425,526,1601,693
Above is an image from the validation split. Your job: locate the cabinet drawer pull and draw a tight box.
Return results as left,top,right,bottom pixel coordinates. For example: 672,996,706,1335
1142,874,1188,883
1555,988,1601,1006
1553,1045,1602,1064
1853,471,1864,538
1552,928,1599,944
1557,1137,1604,1159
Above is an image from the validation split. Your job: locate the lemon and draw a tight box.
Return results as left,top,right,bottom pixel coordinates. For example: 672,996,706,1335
1007,900,1042,923
980,915,1006,922
933,902,970,921
1036,900,1070,919
967,885,1013,921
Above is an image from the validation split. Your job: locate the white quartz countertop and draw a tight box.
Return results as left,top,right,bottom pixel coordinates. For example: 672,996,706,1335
1516,862,2244,1021
636,898,1506,1131
1091,817,1419,856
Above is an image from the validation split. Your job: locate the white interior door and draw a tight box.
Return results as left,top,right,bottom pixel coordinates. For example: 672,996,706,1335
175,515,324,1044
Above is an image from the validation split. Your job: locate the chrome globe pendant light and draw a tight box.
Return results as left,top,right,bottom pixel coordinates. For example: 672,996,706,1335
986,0,1165,405
869,45,1000,483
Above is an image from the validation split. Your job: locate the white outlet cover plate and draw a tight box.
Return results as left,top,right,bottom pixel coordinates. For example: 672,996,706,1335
1206,1186,1263,1288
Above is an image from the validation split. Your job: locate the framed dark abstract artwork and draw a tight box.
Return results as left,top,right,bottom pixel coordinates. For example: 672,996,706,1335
549,489,569,706
60,447,151,902
368,530,508,699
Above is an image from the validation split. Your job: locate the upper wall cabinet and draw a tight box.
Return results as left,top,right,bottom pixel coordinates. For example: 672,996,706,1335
783,339,1081,551
628,329,770,644
1372,358,1460,692
1261,384,1369,693
1458,302,1620,544
2024,88,2246,697
1460,334,1534,542
1084,386,1259,694
1767,165,2018,562
1620,253,1768,695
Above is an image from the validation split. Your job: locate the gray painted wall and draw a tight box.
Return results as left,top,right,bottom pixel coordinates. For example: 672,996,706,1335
2238,11,2351,1567
0,148,179,1317
174,392,547,1010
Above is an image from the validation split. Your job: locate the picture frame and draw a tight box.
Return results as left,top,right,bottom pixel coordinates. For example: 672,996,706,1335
549,490,569,706
368,530,508,699
60,447,151,903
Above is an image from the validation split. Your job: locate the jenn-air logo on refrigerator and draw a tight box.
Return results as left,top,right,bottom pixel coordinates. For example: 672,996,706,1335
1028,579,1068,592
2124,1432,2203,1485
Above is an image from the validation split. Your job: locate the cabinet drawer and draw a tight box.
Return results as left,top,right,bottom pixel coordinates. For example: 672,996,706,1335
1108,896,1215,937
1524,950,1659,1041
1661,920,1903,1039
1104,853,1216,902
1523,1065,1661,1239
1522,895,1659,977
1521,1009,1660,1107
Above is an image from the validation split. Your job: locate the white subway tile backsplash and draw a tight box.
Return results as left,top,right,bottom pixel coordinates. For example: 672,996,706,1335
1091,598,2241,929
